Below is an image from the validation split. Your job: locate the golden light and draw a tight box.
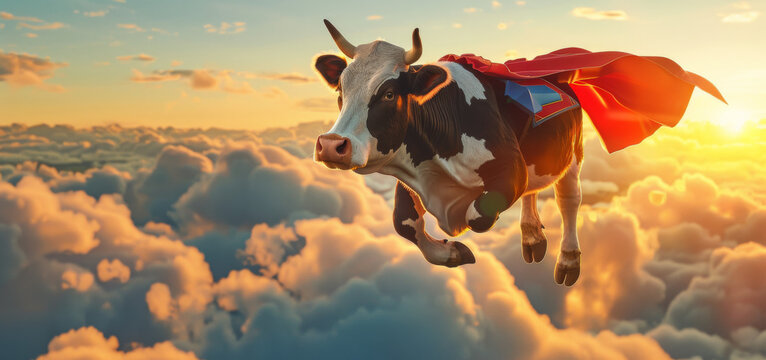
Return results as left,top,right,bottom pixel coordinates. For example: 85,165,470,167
717,107,753,135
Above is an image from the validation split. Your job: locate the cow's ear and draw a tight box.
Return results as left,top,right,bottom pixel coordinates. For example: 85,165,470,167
410,65,448,97
314,54,347,89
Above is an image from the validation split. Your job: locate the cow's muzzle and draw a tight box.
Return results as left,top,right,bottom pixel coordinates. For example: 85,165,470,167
315,133,353,169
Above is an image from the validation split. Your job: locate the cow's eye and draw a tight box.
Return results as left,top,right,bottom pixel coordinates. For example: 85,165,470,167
384,91,394,101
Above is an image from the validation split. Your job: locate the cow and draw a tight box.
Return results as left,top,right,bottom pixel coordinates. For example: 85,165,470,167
311,21,605,286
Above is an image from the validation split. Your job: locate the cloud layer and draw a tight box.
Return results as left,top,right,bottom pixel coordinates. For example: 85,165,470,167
1,118,765,359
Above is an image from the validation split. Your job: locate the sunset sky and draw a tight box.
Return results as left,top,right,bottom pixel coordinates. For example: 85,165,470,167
2,0,764,129
2,1,766,360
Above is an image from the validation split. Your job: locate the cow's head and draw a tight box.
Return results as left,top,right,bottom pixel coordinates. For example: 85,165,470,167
314,20,445,173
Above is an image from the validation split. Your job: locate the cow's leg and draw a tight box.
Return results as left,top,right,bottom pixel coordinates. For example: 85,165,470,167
520,193,548,263
553,159,582,286
465,147,528,234
394,181,475,267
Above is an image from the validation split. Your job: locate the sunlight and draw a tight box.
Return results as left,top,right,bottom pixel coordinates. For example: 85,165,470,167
717,107,753,136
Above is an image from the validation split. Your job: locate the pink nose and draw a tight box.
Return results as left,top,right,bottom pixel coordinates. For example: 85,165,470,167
315,134,352,169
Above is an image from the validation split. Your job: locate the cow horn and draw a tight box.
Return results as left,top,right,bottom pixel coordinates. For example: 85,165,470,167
323,19,357,59
404,28,422,65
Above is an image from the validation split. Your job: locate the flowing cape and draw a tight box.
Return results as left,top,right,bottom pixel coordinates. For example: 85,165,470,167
440,48,726,153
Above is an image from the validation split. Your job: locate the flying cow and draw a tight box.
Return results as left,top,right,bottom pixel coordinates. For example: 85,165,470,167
312,20,725,285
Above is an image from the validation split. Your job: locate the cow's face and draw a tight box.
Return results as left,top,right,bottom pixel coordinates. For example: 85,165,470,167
314,21,425,173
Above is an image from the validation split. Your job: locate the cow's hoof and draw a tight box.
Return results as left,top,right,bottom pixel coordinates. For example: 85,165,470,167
554,249,581,286
521,223,547,263
445,241,476,267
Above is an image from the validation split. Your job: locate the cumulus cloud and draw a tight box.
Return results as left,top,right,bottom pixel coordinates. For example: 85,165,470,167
0,51,67,92
0,174,215,358
648,324,731,360
38,326,199,360
571,7,628,21
1,119,765,359
184,218,673,360
616,174,757,235
124,145,213,226
97,258,131,283
664,243,766,336
172,142,391,234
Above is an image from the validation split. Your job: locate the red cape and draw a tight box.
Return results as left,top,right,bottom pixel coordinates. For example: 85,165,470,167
440,48,726,153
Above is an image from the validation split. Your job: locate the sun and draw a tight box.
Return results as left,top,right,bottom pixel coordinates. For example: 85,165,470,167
718,107,753,136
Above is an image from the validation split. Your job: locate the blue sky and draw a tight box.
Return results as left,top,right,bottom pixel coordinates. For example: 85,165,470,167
1,0,763,129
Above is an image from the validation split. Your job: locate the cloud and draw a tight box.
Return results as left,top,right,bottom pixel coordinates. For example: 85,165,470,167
130,68,281,94
83,10,108,17
124,145,213,226
116,53,155,62
571,7,628,21
497,22,508,30
616,173,757,235
172,142,391,234
366,15,382,20
724,209,766,245
0,174,215,358
38,326,199,360
492,1,502,8
117,23,145,32
18,22,67,30
647,325,731,360
296,97,337,112
720,2,760,23
562,208,666,330
464,7,480,13
25,33,38,38
130,69,183,82
189,218,674,360
0,177,101,257
664,242,766,336
0,11,43,23
721,11,760,23
49,166,130,199
97,258,131,283
204,21,245,35
0,52,67,92
189,69,217,89
240,72,316,83
452,23,463,28
2,119,766,359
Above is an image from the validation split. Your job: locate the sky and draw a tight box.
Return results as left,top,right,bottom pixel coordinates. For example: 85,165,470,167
1,0,764,129
2,1,766,360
